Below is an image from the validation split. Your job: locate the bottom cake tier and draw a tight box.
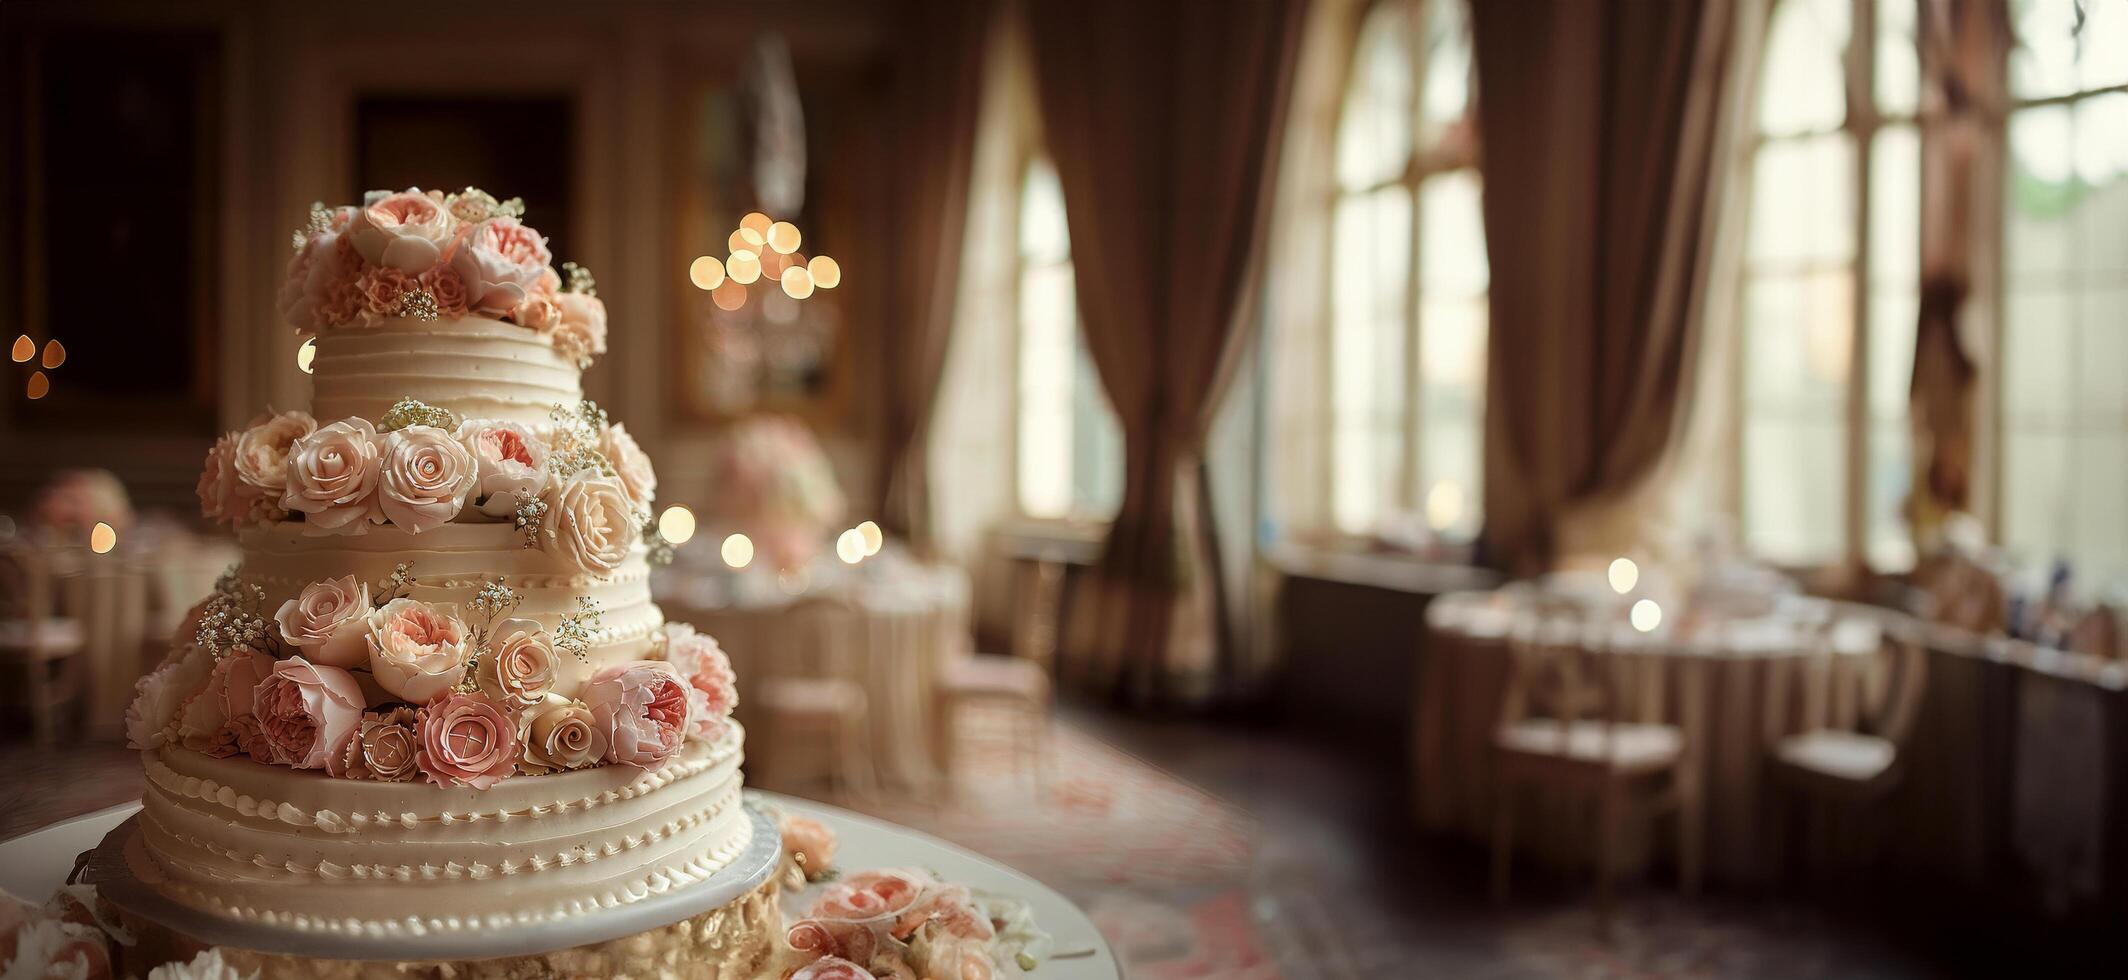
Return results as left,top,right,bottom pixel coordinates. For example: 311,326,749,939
109,864,787,980
131,724,751,937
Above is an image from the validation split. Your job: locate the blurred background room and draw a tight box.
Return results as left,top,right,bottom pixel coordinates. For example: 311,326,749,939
2,0,2126,975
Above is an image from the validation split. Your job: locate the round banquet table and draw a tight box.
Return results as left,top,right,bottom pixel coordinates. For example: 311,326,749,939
657,557,972,789
1415,588,1887,883
0,791,1118,980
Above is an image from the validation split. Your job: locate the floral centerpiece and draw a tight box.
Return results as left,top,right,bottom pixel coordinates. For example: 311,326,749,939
33,469,133,536
706,415,846,571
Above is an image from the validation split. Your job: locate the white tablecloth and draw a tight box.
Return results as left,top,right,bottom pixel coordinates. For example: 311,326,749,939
0,793,1118,979
659,559,972,788
1417,588,1886,882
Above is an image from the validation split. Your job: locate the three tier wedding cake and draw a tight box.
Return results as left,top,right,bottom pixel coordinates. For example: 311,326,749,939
120,188,775,975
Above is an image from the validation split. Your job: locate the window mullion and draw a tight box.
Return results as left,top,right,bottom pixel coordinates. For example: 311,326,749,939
1402,0,1428,513
1844,0,1875,571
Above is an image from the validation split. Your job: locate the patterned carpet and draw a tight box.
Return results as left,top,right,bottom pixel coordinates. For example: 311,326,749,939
804,709,1276,980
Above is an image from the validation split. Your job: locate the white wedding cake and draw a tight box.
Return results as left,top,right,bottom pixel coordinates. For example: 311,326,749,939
119,188,776,975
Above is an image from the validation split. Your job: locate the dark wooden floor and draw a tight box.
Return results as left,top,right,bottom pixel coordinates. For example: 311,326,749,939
1065,705,2010,980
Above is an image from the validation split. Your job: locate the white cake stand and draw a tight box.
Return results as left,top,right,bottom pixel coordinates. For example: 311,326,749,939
1,792,1121,978
73,801,784,963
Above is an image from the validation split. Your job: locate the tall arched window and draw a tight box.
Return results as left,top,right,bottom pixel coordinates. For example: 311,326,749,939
1735,0,1919,569
1999,0,2128,581
1325,0,1486,539
1014,156,1124,520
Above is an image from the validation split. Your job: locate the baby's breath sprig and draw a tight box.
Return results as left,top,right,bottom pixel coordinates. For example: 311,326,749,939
375,562,418,605
561,262,598,297
377,397,459,433
467,578,523,623
292,201,335,251
195,570,279,657
555,596,604,664
514,498,548,548
544,400,617,479
644,517,676,567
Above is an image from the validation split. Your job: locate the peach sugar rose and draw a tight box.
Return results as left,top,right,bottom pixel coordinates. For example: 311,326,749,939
600,422,657,513
475,618,557,708
451,216,550,314
280,417,386,535
416,691,520,789
274,575,371,668
347,189,455,273
519,699,608,775
582,661,691,769
252,657,365,770
456,418,549,516
544,471,640,575
376,424,477,533
232,410,317,499
364,597,473,703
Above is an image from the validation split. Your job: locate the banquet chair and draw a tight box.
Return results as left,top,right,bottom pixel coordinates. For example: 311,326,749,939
1489,596,1703,929
937,558,1063,790
1762,612,1929,883
0,541,87,745
752,594,879,798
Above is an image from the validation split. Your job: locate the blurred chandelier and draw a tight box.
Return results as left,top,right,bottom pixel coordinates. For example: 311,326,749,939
684,34,845,414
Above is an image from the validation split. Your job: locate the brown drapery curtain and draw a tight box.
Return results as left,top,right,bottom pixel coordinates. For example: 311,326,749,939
1023,0,1304,702
1905,0,2007,545
877,0,995,550
1471,0,1755,576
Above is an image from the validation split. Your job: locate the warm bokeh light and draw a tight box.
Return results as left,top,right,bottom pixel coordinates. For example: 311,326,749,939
808,255,842,289
836,528,865,564
759,249,792,279
25,371,49,400
856,520,883,556
780,266,816,299
767,221,802,254
721,533,755,569
1630,598,1662,633
711,280,749,311
688,255,726,290
39,340,64,370
10,335,33,363
297,338,317,374
657,505,697,545
727,229,755,255
89,522,117,555
727,250,762,285
1425,481,1464,531
740,211,773,239
1608,557,1640,595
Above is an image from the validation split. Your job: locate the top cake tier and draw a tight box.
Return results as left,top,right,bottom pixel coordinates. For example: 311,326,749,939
282,187,606,375
310,316,581,427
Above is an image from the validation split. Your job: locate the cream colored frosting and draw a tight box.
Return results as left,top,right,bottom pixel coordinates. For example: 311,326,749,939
309,316,582,427
236,521,662,694
134,726,750,934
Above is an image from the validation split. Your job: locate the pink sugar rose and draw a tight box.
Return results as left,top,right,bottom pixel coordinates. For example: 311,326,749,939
553,292,608,365
364,597,472,703
217,647,279,723
543,471,639,575
786,920,880,970
810,869,934,925
451,217,549,314
231,714,276,764
415,690,520,789
893,883,994,942
125,644,213,751
280,417,386,535
376,424,476,533
356,266,419,319
513,292,561,331
348,189,455,273
662,623,737,739
780,814,837,881
274,575,371,667
456,418,549,516
232,410,316,500
253,656,364,770
601,422,657,513
420,265,471,318
475,618,557,708
790,957,879,980
583,661,691,769
195,432,246,527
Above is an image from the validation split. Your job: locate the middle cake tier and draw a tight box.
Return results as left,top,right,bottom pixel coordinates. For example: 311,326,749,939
236,521,663,694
